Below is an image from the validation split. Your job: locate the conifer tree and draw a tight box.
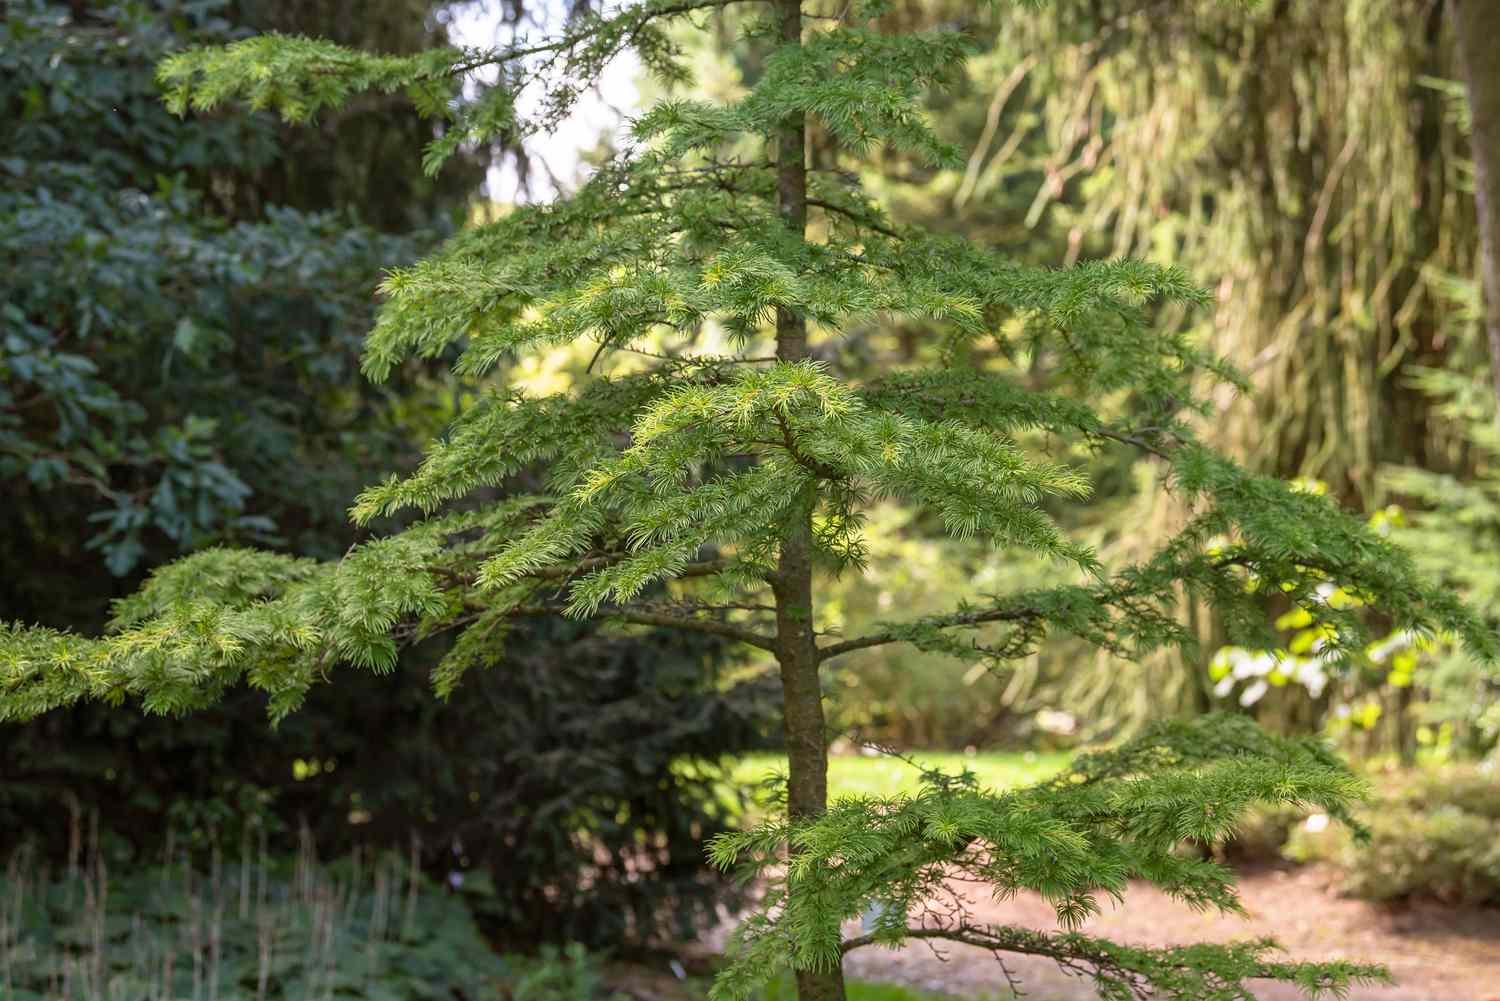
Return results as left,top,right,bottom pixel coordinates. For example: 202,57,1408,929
2,2,1494,999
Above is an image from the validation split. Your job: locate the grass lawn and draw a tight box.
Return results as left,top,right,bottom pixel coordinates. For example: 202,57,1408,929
730,750,1071,800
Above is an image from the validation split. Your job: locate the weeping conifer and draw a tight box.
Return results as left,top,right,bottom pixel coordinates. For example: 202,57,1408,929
1,2,1494,998
873,0,1486,735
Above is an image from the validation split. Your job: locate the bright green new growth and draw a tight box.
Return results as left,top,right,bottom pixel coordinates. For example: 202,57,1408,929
3,1,1493,999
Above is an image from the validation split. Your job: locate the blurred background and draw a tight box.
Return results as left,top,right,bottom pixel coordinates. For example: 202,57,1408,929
2,2,1496,999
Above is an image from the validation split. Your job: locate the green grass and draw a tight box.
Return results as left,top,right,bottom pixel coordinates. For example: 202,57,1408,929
731,750,1071,800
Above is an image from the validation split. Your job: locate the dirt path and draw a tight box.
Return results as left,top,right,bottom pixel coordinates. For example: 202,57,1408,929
840,865,1499,1001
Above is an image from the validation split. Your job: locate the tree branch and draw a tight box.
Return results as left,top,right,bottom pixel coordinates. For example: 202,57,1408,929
443,0,753,76
1087,427,1173,460
524,557,733,581
816,547,1335,664
437,598,775,650
806,198,900,239
776,415,844,481
818,604,1043,661
604,608,776,650
839,924,1381,1000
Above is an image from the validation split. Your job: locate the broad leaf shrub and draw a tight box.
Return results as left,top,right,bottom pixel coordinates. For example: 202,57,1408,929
1285,765,1500,906
0,0,460,589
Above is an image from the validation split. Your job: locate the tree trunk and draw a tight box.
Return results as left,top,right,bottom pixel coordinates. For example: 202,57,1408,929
1452,0,1500,422
771,2,846,1001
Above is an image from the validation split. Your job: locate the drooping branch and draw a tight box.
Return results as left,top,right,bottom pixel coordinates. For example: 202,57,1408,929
387,0,755,80
838,924,1388,1001
813,542,1387,666
417,595,776,651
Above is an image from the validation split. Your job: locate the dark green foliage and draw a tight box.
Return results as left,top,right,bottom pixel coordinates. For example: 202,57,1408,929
337,619,773,949
1,0,766,954
0,847,508,1001
0,0,454,900
0,609,772,950
0,0,458,597
0,0,454,886
505,944,629,1001
206,0,491,230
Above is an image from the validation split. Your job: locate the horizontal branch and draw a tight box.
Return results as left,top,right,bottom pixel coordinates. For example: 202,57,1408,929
445,0,750,75
604,608,776,650
841,924,1049,957
818,604,1042,661
442,599,775,650
815,551,1278,663
840,924,1384,997
806,198,900,239
524,557,733,581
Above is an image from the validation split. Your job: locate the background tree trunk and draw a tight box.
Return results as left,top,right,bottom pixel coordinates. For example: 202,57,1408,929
1451,0,1500,422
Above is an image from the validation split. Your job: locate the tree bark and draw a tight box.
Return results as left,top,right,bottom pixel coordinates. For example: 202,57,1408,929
1451,0,1500,423
771,2,846,1001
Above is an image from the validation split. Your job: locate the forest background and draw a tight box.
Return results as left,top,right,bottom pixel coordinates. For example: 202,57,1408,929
3,0,1499,998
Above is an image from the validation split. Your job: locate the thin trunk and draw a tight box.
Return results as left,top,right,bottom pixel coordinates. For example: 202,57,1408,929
1452,0,1500,424
771,2,845,1001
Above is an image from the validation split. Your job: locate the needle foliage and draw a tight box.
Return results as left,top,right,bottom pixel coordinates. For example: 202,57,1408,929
2,2,1493,999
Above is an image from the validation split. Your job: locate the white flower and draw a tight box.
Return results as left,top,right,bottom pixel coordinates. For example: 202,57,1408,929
1292,656,1328,698
1367,630,1414,664
1036,709,1078,735
1231,650,1274,679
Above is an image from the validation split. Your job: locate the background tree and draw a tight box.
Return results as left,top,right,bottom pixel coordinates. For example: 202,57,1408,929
2,1,1493,1000
639,0,1496,746
1450,0,1500,422
831,0,1489,741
